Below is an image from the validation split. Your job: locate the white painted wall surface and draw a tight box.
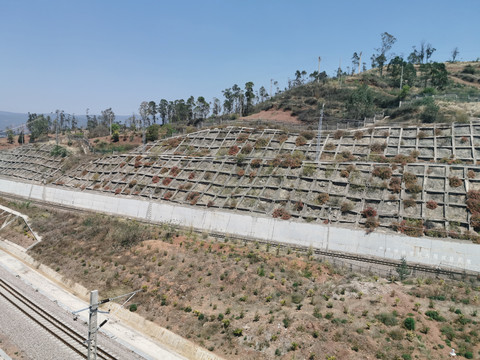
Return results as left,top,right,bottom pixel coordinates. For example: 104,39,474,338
1,177,479,273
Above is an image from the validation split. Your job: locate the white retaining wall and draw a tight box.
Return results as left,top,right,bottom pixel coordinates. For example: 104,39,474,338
1,177,479,273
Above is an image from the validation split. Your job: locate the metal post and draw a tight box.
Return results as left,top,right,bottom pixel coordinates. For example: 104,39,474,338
87,290,98,360
318,56,321,82
315,103,325,163
55,117,59,146
358,52,362,74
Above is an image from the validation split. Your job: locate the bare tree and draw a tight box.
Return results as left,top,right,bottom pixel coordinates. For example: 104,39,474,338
371,32,397,76
451,47,459,62
351,52,361,74
138,101,149,129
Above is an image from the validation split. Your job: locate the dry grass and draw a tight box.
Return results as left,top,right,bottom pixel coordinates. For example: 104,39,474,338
2,198,480,360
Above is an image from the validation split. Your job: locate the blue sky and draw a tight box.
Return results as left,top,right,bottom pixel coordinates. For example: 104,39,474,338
0,0,479,115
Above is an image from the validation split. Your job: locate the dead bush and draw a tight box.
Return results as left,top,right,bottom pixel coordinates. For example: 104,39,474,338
389,177,402,193
228,146,240,156
324,143,336,151
404,199,416,208
300,131,315,140
240,144,253,154
353,131,364,140
340,201,354,213
316,193,329,205
372,166,392,180
370,142,387,153
333,130,345,139
449,176,463,188
272,208,291,220
294,201,304,212
295,136,307,146
426,200,438,210
361,207,377,218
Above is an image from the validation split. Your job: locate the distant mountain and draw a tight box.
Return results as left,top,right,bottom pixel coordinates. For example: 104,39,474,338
0,111,28,131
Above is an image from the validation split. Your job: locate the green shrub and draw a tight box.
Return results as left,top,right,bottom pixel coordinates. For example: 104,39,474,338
50,145,68,157
421,87,437,96
146,124,161,141
425,310,445,322
440,325,455,340
404,317,415,330
111,130,120,142
302,164,316,177
376,312,398,326
300,131,315,140
462,65,476,74
129,304,137,312
232,328,243,337
291,293,303,304
420,99,440,123
389,328,404,340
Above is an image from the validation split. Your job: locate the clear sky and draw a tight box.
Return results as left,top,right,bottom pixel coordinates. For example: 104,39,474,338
1,0,479,116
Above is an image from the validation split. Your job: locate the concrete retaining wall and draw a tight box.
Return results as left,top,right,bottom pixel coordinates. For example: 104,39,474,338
1,177,479,273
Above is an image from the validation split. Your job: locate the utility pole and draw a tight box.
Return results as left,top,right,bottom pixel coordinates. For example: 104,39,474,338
317,56,321,82
55,112,59,146
270,79,273,98
358,52,362,74
87,290,98,360
338,58,342,85
73,289,141,360
315,103,325,163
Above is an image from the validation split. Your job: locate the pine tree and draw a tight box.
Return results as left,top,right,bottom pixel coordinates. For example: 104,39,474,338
396,257,411,280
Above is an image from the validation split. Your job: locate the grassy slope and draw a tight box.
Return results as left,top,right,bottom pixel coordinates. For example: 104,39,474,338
2,198,479,360
254,62,480,125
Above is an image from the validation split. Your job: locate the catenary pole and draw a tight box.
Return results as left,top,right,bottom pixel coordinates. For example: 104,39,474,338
87,290,98,360
316,103,325,163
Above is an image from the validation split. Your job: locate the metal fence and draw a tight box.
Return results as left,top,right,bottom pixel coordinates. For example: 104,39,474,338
400,93,480,107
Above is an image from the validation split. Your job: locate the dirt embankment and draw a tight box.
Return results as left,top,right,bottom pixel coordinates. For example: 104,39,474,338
241,109,302,124
2,198,478,360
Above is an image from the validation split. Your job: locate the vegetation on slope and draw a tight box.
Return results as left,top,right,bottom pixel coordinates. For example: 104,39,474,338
2,198,479,360
254,61,480,126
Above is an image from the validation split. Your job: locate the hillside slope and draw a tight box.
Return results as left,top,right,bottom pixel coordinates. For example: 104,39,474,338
252,62,480,126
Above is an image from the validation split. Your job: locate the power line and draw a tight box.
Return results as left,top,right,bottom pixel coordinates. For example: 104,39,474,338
73,289,141,360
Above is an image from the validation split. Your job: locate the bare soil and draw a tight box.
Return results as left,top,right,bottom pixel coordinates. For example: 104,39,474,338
2,198,479,360
0,333,30,359
90,132,144,147
0,134,32,150
241,110,302,125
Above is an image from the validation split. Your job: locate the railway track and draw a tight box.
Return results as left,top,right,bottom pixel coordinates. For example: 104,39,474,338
210,233,478,280
0,277,118,360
